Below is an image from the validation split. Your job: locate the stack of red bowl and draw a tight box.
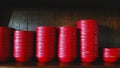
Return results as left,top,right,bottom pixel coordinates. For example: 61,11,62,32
14,31,35,62
0,27,14,62
36,26,57,62
118,48,120,59
77,20,98,62
103,48,119,62
58,26,77,63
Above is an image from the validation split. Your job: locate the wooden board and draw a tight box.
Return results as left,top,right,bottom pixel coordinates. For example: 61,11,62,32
8,9,120,48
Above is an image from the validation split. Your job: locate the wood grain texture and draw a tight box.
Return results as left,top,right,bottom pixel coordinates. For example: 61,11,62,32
8,9,120,48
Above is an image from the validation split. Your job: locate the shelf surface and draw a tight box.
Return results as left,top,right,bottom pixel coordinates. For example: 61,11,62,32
0,61,120,68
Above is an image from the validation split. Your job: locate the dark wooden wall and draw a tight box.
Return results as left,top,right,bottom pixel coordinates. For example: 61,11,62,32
8,9,120,30
8,8,120,48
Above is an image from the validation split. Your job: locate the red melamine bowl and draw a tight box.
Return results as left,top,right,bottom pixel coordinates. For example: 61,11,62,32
103,48,119,62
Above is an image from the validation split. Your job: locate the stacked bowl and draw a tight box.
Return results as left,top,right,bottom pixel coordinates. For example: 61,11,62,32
14,30,35,62
0,27,14,62
36,26,57,62
103,48,119,62
77,20,98,62
58,26,77,63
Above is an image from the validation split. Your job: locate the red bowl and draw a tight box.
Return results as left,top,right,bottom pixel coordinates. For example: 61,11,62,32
36,40,55,44
81,46,96,50
14,35,35,39
36,30,56,34
117,48,120,58
0,33,12,37
0,44,12,62
80,42,97,46
14,40,34,44
81,37,97,41
77,24,97,29
81,51,96,62
14,43,35,46
59,29,77,32
59,34,77,38
36,34,56,37
103,48,119,62
58,46,77,50
58,42,77,46
36,36,56,40
0,26,14,31
14,44,34,49
80,41,98,45
59,30,77,33
58,52,77,56
36,26,56,30
58,41,77,45
0,32,12,36
36,30,56,32
0,42,12,45
36,39,56,42
36,40,56,44
80,44,97,47
14,30,35,35
36,45,55,49
59,37,77,39
81,57,95,63
59,33,77,36
58,56,76,63
14,57,33,62
59,37,77,40
80,31,98,35
58,26,76,30
58,51,77,56
59,36,77,39
58,49,77,57
13,44,34,62
0,57,10,62
58,51,77,54
36,46,55,50
36,42,56,47
0,34,13,38
0,40,13,43
80,35,97,38
14,30,35,33
36,43,56,62
36,57,54,63
77,19,97,25
14,37,35,40
36,49,55,54
80,32,97,36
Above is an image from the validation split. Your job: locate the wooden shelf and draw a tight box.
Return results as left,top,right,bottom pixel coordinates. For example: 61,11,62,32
0,61,120,68
0,1,119,68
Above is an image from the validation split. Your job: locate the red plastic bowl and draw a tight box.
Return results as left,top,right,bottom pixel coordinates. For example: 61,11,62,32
81,51,96,62
58,26,76,30
103,48,119,62
77,20,97,28
0,44,11,62
36,26,56,30
14,30,35,36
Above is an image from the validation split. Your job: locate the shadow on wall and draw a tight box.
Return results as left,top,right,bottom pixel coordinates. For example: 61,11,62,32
98,25,114,48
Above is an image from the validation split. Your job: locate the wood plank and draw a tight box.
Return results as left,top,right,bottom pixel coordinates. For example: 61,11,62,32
8,9,120,47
